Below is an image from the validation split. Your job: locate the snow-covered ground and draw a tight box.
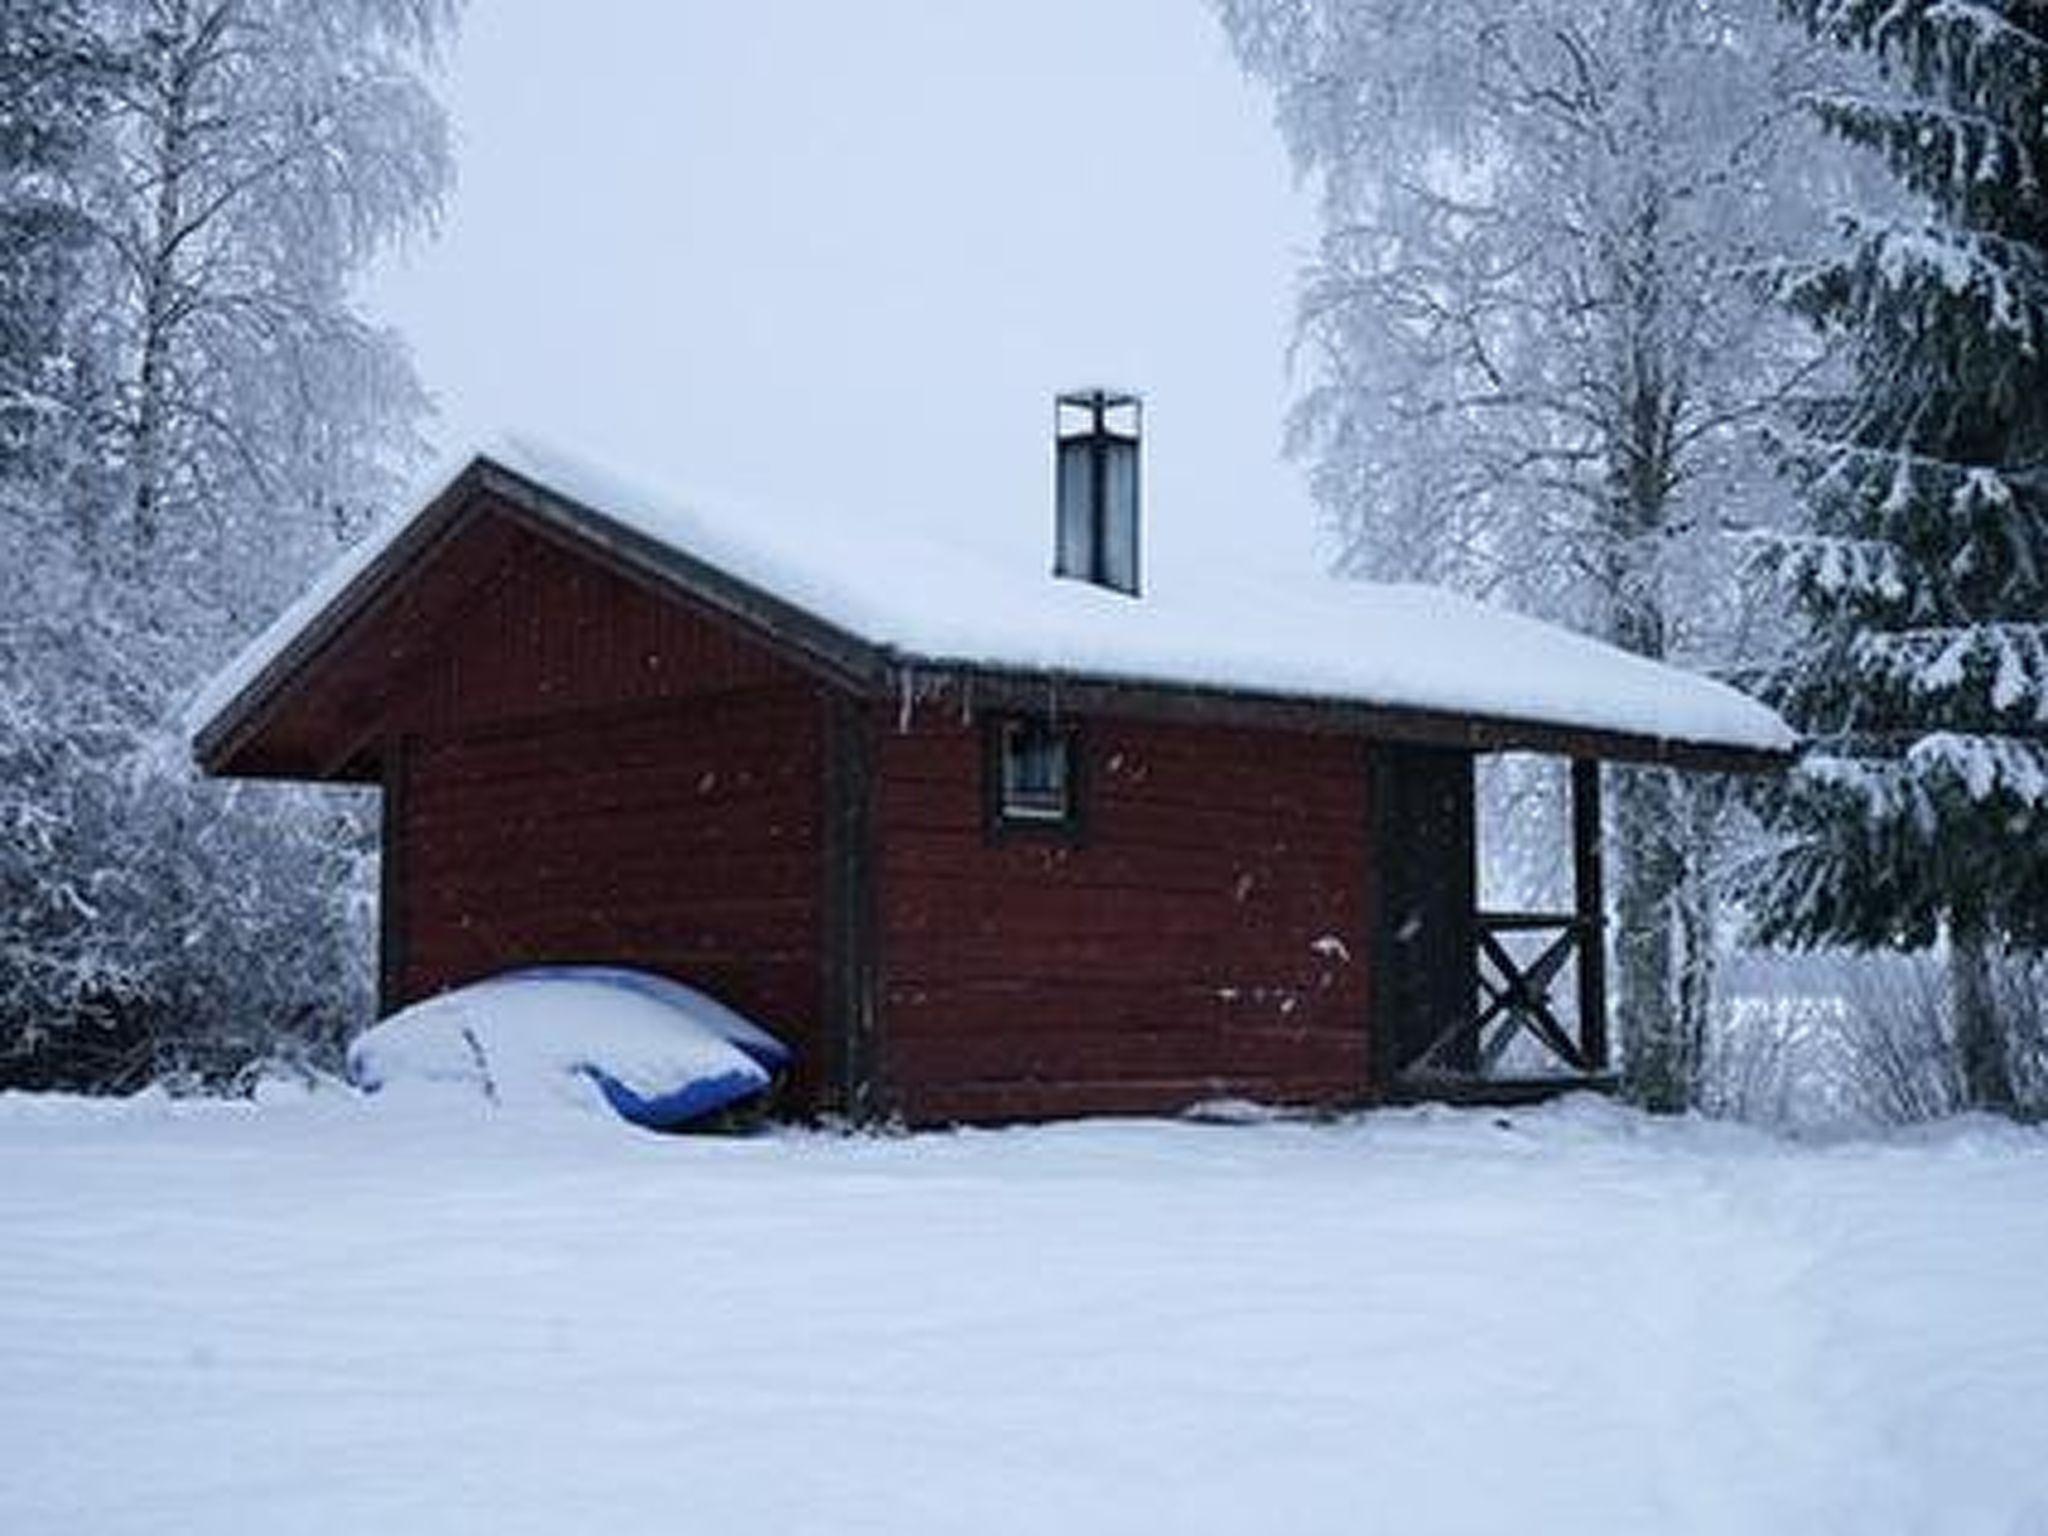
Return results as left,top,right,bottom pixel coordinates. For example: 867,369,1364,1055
3,1092,2044,1536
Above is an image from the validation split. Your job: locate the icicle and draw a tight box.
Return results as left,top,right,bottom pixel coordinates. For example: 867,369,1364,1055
897,664,916,735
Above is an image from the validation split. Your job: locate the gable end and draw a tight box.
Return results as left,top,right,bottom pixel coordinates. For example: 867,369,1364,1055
195,457,892,780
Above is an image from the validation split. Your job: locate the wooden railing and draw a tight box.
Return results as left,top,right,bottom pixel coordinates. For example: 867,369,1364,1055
1399,911,1609,1086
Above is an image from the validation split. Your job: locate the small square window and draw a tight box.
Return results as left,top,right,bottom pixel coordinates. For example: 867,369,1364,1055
993,717,1079,832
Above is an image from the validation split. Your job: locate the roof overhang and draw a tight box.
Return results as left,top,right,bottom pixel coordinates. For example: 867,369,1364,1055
193,456,893,778
902,665,1792,773
193,453,1796,780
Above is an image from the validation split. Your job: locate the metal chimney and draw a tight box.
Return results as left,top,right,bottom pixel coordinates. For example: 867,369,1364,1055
1054,389,1141,597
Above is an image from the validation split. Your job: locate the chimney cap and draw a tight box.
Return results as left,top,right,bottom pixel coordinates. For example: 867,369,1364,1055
1058,386,1141,409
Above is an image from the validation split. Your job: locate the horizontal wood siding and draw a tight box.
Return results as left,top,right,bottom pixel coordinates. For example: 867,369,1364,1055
384,511,831,1111
875,707,1373,1124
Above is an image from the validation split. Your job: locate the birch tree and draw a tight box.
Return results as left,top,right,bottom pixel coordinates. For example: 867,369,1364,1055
87,0,452,648
1215,0,1836,1106
0,0,456,1087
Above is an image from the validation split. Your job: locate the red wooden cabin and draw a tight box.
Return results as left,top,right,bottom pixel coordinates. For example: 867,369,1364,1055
192,414,1791,1125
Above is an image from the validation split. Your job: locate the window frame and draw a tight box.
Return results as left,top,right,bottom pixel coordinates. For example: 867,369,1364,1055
984,714,1086,841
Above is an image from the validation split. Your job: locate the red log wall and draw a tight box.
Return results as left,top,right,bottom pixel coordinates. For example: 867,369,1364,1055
873,705,1374,1123
363,499,1377,1125
381,511,834,1108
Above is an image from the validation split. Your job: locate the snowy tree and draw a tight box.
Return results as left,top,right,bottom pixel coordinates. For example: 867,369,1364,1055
1758,0,2048,1113
1215,0,1835,1107
84,0,452,647
0,3,99,476
0,0,455,1088
0,2,124,1070
0,0,109,593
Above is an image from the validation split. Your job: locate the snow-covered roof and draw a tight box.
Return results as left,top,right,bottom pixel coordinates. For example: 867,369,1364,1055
190,434,1795,767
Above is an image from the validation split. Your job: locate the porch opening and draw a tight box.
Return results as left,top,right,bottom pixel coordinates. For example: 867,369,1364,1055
1376,747,1611,1103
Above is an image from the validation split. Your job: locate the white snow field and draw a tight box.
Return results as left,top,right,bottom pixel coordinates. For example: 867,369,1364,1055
3,1092,2045,1536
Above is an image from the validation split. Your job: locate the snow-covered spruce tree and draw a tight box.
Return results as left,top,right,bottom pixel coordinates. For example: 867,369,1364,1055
0,0,455,1088
1215,0,1832,1107
1760,0,2048,1113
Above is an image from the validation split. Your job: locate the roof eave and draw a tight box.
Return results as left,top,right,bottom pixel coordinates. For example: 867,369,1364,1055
893,659,1795,773
194,451,1794,781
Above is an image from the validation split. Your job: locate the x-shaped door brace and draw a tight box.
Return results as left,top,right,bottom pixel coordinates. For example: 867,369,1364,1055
1403,921,1590,1078
1474,926,1588,1074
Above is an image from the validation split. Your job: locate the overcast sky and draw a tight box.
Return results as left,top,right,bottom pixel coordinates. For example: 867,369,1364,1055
366,0,1324,581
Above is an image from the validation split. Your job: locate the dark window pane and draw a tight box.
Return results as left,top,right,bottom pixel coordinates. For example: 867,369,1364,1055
1001,720,1071,822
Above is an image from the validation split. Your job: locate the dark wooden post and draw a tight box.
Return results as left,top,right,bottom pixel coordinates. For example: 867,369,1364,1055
377,738,409,1017
1371,744,1478,1085
1571,757,1608,1073
824,695,880,1121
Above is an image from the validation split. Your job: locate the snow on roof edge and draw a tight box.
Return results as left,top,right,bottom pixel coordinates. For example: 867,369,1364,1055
186,434,1798,765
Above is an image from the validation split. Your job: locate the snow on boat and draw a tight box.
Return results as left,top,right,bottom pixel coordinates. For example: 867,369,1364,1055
347,969,790,1130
